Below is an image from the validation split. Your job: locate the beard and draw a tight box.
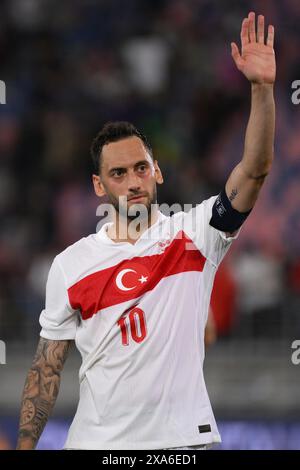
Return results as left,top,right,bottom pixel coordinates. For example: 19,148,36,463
108,185,158,222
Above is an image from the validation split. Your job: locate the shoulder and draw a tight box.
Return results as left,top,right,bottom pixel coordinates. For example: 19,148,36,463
55,233,99,272
165,195,218,226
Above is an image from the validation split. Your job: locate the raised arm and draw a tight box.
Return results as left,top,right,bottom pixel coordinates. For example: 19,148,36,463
226,12,276,213
16,337,72,450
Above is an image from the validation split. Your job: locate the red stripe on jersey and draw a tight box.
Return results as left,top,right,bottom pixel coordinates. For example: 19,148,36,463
68,230,206,320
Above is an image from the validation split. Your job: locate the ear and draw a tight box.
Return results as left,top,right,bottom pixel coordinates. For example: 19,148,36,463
92,174,106,197
154,160,164,185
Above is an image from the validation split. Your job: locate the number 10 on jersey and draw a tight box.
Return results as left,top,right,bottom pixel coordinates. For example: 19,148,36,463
117,307,147,345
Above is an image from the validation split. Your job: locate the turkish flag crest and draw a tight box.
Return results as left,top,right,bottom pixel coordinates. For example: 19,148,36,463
114,262,150,294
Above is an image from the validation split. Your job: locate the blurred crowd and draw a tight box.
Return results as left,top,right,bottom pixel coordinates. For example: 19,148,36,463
0,0,300,344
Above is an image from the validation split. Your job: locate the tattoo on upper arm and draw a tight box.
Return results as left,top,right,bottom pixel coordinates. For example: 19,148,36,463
17,338,72,448
229,188,238,202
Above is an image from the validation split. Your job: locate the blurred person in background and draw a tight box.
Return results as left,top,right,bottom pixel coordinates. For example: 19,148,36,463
204,307,217,347
0,426,12,450
16,12,275,450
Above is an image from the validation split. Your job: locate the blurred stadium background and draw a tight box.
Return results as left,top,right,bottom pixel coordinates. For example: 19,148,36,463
0,0,300,450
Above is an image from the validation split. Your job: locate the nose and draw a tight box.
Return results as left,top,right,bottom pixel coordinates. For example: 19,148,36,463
127,169,141,192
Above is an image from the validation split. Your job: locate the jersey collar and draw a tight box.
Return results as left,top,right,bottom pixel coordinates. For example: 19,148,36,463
96,211,168,247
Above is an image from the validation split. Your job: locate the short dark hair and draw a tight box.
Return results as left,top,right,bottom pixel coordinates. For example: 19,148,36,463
90,121,153,174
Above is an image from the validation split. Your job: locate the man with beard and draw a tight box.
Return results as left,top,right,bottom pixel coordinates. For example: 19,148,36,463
17,12,275,450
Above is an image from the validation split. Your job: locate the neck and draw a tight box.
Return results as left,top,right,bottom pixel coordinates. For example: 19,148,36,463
107,205,159,245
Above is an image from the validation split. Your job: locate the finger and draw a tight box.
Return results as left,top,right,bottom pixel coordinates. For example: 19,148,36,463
231,42,244,70
248,11,256,42
257,14,265,44
267,24,275,48
240,18,250,49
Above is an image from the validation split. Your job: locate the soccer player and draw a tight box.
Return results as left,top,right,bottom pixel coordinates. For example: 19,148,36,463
17,12,275,450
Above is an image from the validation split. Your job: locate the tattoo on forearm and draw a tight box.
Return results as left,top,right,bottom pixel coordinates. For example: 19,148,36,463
17,338,71,449
229,188,238,202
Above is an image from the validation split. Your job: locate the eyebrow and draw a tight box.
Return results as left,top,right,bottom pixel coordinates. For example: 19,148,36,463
108,160,149,174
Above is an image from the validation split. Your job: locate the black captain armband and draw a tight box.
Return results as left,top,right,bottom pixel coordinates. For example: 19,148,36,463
209,187,252,233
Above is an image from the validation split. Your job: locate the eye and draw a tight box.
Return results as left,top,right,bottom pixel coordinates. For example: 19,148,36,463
112,169,124,177
137,164,147,172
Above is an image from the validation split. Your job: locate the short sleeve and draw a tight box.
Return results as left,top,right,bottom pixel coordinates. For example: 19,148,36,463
182,195,240,268
39,256,78,340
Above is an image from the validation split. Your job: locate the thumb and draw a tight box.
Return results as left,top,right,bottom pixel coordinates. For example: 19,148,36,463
231,42,243,69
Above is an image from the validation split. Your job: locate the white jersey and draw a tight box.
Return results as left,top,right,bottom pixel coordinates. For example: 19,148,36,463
40,195,239,450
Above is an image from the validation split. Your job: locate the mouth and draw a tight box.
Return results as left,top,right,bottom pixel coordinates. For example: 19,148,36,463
128,194,147,202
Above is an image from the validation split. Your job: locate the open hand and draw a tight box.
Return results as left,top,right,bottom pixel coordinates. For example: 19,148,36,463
231,12,276,85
